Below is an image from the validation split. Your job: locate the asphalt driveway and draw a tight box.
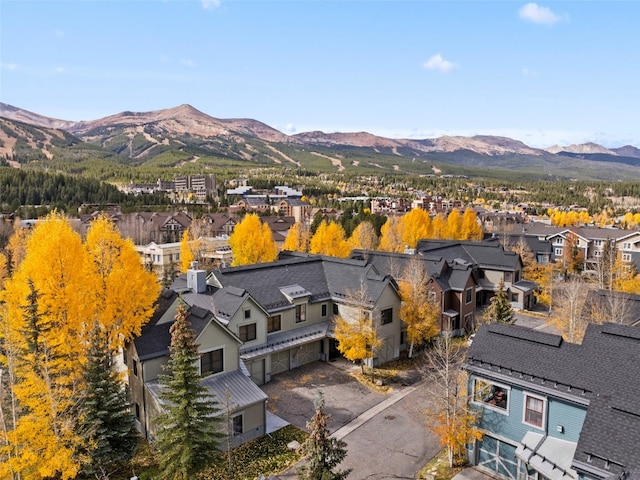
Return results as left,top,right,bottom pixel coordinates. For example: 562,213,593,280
261,359,442,480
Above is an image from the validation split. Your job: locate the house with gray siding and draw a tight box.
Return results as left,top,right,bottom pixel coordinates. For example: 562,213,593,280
465,322,640,480
127,254,403,446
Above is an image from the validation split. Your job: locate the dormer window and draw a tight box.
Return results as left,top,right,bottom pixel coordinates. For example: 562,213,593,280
295,304,306,323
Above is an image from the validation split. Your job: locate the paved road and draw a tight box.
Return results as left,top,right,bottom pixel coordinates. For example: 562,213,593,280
262,360,441,480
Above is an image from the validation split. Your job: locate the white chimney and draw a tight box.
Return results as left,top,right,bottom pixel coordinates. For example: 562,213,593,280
186,262,207,293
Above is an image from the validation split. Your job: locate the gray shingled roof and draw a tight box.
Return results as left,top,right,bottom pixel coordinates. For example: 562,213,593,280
212,255,395,313
466,322,640,477
134,302,215,361
416,240,521,270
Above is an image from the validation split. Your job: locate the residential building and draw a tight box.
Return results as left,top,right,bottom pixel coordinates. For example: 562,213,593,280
127,254,403,445
350,250,478,336
465,322,640,480
416,240,536,310
125,283,268,447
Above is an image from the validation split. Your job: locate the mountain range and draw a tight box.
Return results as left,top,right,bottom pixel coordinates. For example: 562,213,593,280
1,102,639,181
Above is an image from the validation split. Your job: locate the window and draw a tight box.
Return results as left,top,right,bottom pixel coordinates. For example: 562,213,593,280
554,238,564,245
232,415,243,436
624,242,632,250
321,303,327,317
523,394,545,428
555,248,562,256
594,250,602,257
623,253,631,262
239,323,256,342
381,308,393,325
201,348,223,375
295,304,306,323
267,314,281,333
244,309,251,319
134,403,140,419
594,240,603,247
473,378,509,412
515,271,520,282
333,303,339,315
504,272,512,283
428,291,437,303
511,293,518,302
133,360,138,377
465,288,473,304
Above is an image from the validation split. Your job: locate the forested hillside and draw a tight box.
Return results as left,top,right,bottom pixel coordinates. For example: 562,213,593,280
0,168,169,214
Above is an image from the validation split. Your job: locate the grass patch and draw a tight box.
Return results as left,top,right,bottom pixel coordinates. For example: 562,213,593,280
416,448,466,480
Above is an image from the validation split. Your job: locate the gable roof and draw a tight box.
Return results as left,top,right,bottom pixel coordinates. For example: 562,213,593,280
211,255,397,313
416,240,521,271
466,322,640,478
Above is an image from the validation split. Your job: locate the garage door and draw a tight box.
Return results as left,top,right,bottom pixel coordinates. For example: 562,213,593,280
271,350,290,375
477,435,517,480
297,342,319,366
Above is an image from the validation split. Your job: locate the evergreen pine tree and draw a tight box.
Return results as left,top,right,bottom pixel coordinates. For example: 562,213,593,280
483,279,515,324
156,303,223,480
297,391,351,480
78,323,138,479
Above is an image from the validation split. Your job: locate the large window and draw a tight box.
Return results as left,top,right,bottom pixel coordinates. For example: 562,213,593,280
267,315,281,333
504,272,512,283
381,308,393,325
523,394,545,428
465,288,473,304
239,323,257,342
321,303,327,317
201,348,223,375
473,378,509,412
295,304,306,323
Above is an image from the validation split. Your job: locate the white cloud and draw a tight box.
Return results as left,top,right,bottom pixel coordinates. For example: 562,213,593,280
0,62,17,71
423,54,457,73
201,0,221,10
180,58,196,67
282,123,296,134
519,3,562,25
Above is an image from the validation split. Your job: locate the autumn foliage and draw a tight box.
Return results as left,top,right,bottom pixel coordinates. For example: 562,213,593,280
0,212,160,479
229,213,278,266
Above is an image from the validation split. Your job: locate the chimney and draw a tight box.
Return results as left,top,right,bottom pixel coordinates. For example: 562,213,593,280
186,261,207,293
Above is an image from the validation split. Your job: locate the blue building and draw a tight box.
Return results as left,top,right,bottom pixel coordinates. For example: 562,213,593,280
465,323,640,480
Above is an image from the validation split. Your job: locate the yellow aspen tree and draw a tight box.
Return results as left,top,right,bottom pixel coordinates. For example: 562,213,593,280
348,221,379,251
83,214,160,349
431,213,447,240
229,214,278,266
445,208,462,240
378,216,404,253
401,209,431,249
335,313,381,375
399,259,439,358
1,212,88,479
460,208,483,241
309,221,350,258
283,222,310,252
427,335,482,468
180,230,195,273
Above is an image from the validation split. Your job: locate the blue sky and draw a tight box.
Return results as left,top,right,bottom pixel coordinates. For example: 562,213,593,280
1,1,639,148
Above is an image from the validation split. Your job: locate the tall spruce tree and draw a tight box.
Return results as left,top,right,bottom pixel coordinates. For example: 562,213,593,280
297,391,351,480
483,279,515,324
155,303,223,480
78,324,138,479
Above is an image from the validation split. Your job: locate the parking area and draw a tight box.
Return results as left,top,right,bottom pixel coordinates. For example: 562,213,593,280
261,358,442,479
